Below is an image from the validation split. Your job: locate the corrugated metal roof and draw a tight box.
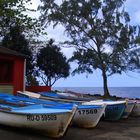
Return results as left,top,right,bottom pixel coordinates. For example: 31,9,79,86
0,46,26,58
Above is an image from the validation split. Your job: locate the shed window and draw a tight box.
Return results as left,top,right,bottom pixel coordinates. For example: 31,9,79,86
0,60,13,83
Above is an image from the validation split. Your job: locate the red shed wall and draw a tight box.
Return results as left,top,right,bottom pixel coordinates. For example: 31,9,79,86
0,54,51,95
0,54,25,95
13,58,25,95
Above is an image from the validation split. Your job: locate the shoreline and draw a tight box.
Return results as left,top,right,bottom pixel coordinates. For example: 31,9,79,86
52,90,140,100
52,87,140,99
54,89,140,100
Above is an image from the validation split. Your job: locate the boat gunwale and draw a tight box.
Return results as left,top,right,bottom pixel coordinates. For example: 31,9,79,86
0,108,73,115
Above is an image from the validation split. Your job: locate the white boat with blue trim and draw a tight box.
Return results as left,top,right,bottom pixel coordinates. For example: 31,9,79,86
131,100,140,116
122,100,136,118
83,100,126,121
7,92,106,128
0,103,77,138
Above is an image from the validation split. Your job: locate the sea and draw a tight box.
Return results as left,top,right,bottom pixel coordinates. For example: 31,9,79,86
52,87,140,99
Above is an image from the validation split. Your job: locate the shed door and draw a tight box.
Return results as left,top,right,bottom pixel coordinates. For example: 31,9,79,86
0,60,13,83
0,59,14,94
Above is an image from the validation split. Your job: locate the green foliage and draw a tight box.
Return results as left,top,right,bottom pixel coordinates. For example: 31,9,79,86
37,39,70,86
39,0,139,96
1,25,38,85
0,0,43,38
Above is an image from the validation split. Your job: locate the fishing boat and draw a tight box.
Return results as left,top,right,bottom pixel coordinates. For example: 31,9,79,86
74,104,106,128
42,91,95,101
56,92,92,101
41,92,86,103
121,100,136,118
16,92,106,128
0,96,77,138
19,91,126,121
83,100,126,121
17,91,89,103
17,91,126,121
46,103,106,128
131,100,140,116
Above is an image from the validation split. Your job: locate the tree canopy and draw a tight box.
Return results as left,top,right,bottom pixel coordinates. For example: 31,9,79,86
0,0,44,85
37,39,70,86
0,0,42,38
1,25,37,85
39,0,140,97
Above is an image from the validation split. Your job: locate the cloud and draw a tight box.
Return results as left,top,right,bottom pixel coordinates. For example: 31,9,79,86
46,24,76,59
46,24,67,42
61,47,75,59
25,0,41,18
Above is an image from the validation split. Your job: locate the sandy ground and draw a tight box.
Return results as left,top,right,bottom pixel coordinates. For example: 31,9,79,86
0,117,140,140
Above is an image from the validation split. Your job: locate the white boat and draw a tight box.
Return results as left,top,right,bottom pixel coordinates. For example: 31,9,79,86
72,104,106,128
83,100,126,121
122,100,136,118
57,92,78,98
17,91,86,103
131,100,140,116
0,104,77,138
47,102,106,128
17,91,106,128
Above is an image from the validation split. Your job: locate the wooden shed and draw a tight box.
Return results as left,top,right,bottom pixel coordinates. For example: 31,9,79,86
0,47,26,95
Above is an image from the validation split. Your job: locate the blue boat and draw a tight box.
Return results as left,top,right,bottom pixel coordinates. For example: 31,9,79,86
104,102,126,120
40,92,91,101
0,93,106,128
0,99,77,138
40,92,86,103
83,100,126,121
122,100,136,118
39,92,126,121
17,91,126,121
36,92,126,121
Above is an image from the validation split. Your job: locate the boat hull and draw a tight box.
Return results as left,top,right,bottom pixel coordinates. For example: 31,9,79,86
83,100,126,121
43,104,106,128
104,103,126,121
17,91,106,128
131,102,140,116
122,102,135,118
0,106,76,138
72,105,106,128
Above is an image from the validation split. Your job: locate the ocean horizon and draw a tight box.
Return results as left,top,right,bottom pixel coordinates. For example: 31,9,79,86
52,87,140,99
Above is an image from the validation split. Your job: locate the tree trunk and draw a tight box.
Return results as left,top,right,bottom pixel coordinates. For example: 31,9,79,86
102,69,110,98
48,77,51,87
96,42,110,98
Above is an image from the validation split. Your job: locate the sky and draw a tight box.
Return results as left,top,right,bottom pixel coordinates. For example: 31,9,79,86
29,0,140,87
